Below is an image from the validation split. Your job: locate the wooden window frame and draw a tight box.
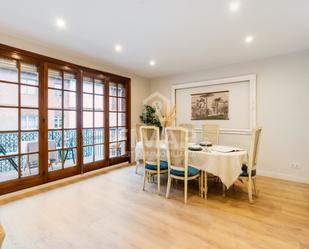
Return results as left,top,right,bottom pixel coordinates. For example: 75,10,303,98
0,43,131,195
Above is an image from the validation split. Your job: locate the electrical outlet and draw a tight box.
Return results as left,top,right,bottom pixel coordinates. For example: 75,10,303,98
290,162,301,169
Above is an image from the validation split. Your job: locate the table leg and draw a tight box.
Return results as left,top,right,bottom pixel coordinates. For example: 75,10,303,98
200,170,207,199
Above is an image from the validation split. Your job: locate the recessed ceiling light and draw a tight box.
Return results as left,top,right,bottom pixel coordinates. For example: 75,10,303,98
55,17,66,29
149,60,156,66
229,1,240,12
245,35,254,44
114,44,123,53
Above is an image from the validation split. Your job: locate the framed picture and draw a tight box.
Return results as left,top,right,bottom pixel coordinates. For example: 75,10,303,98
191,91,229,120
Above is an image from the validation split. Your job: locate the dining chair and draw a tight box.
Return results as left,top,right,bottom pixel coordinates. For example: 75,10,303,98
178,123,194,143
201,124,220,145
165,127,201,204
135,123,143,174
239,127,262,203
0,224,5,248
141,126,168,194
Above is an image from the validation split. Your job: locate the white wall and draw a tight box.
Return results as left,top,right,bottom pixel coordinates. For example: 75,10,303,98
150,50,309,183
0,32,151,152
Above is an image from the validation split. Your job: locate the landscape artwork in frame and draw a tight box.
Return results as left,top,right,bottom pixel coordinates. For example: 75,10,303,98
191,91,229,120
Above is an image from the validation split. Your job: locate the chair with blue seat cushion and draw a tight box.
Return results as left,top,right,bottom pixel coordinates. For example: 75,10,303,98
238,127,262,203
170,165,200,177
145,160,168,171
165,127,201,204
141,126,168,194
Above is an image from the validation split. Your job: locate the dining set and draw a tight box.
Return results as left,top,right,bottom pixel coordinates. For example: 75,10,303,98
134,123,262,204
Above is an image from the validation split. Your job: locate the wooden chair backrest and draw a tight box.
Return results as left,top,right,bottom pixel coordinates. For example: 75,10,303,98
141,126,160,166
248,127,262,171
165,127,189,175
201,124,220,144
0,224,5,248
178,123,194,143
135,123,143,143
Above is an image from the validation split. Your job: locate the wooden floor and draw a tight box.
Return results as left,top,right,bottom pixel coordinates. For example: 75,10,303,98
0,165,309,249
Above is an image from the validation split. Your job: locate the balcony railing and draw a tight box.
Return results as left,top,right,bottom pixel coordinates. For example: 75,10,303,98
0,130,104,173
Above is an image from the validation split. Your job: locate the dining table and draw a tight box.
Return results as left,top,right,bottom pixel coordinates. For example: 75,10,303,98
135,141,248,198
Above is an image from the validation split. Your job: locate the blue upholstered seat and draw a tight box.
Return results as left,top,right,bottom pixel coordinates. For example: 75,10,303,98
240,164,256,177
170,166,200,177
145,160,168,171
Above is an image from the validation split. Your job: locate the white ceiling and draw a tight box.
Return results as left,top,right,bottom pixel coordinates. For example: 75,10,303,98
1,0,309,78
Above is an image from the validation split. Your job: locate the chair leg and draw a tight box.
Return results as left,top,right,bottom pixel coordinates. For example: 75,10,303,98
157,173,160,194
252,178,258,196
248,178,253,203
143,171,147,191
166,175,171,199
184,179,188,204
222,183,226,197
135,162,139,174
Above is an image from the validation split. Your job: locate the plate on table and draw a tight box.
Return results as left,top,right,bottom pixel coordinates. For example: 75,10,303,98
188,145,203,151
200,141,212,147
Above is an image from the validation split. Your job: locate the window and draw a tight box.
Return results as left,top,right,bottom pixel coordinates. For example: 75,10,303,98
48,69,77,171
82,76,105,164
0,57,40,182
109,82,127,158
0,44,130,195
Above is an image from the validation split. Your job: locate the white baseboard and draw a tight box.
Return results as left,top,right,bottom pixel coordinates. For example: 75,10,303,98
258,170,309,184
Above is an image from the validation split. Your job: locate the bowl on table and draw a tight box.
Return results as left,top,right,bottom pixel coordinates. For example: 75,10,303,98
188,145,203,151
199,141,212,147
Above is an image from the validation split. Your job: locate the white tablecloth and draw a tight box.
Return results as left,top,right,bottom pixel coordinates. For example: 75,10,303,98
135,141,248,189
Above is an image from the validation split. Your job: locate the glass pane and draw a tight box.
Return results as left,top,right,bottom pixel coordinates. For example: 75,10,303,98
48,89,62,109
0,132,18,155
94,112,103,128
83,146,93,163
118,127,126,141
109,82,117,96
109,128,117,142
83,111,93,128
118,113,126,126
94,128,104,144
21,86,39,108
21,109,39,130
48,150,62,171
109,113,117,127
83,129,93,146
118,83,125,97
0,83,18,106
21,154,39,177
0,108,18,131
64,73,76,91
21,63,38,86
0,156,18,182
109,143,117,158
109,97,117,111
95,79,104,95
83,93,93,110
83,77,93,93
64,111,76,129
94,144,104,161
94,95,103,111
0,57,18,82
21,131,39,154
48,110,62,129
64,91,76,110
118,98,126,111
64,148,77,168
64,130,77,148
48,69,62,89
48,130,62,149
119,141,126,156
